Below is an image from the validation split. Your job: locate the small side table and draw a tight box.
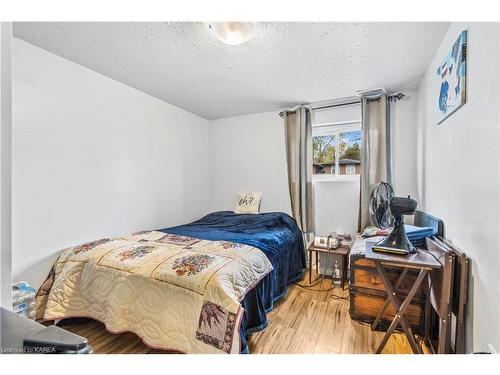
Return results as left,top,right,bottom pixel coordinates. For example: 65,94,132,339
307,243,350,289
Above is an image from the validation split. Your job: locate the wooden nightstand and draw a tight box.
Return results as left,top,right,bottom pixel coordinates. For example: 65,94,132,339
307,243,351,289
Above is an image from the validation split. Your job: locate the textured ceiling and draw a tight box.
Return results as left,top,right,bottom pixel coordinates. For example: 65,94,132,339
13,22,449,120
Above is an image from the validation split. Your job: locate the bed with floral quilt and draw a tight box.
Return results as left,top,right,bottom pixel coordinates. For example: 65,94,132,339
36,211,305,354
36,231,273,354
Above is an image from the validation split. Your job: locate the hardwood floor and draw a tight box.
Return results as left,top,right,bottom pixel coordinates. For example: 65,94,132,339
58,271,429,354
247,276,428,354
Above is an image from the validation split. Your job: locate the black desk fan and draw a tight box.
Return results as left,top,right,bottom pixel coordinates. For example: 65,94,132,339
369,182,418,255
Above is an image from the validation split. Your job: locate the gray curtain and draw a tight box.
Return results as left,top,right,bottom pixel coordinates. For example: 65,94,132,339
283,106,315,235
358,94,392,232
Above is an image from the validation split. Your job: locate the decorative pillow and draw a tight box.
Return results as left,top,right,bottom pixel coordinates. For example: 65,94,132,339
234,192,262,214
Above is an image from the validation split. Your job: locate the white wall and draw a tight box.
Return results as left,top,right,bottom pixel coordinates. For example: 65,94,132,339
391,91,418,200
416,23,500,353
209,112,291,214
1,23,13,308
12,38,211,290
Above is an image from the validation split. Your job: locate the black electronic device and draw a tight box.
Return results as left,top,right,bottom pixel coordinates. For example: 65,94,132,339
374,195,418,255
23,325,92,354
369,182,419,255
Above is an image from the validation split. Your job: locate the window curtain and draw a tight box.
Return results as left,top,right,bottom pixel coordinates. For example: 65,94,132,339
358,93,392,232
283,106,315,237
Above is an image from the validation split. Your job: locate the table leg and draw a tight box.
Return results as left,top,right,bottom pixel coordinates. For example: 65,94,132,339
374,262,427,354
372,268,409,331
342,254,347,290
309,250,313,284
315,252,319,275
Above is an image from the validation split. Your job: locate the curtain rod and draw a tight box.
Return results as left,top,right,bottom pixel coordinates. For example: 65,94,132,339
279,98,359,117
279,92,406,116
310,100,361,111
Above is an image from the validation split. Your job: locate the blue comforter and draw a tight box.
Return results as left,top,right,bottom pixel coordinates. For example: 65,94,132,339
159,211,306,353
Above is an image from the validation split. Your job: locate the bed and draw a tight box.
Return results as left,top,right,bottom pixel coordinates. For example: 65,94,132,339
35,211,305,354
161,211,306,352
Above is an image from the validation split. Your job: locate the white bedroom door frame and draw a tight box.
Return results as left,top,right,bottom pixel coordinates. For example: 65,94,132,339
0,22,13,309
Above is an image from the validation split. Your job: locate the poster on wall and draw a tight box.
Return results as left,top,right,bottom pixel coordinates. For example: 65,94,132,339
436,30,467,124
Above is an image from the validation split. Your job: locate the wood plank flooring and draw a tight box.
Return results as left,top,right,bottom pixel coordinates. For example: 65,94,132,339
57,271,429,354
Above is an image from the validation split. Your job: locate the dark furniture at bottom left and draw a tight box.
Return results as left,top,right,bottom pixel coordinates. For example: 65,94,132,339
0,307,91,354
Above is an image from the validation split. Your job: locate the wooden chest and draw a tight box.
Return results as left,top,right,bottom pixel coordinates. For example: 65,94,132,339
349,253,426,335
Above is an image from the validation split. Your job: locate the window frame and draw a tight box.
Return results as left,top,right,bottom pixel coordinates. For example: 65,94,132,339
312,120,361,182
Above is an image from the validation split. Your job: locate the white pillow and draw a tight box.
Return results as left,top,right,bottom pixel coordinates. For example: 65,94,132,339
234,192,262,214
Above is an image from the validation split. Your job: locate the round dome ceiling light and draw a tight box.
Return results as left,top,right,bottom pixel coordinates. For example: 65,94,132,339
207,22,255,45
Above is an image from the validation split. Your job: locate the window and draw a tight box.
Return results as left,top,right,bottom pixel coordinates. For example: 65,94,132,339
312,124,361,180
345,164,356,175
312,134,335,175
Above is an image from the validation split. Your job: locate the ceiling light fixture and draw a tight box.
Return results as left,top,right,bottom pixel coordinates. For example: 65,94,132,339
207,22,255,45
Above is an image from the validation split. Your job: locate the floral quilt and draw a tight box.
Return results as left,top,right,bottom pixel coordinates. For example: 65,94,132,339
36,231,273,354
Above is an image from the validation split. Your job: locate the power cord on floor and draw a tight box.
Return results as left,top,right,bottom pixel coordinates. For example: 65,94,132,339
330,293,350,301
294,282,351,301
